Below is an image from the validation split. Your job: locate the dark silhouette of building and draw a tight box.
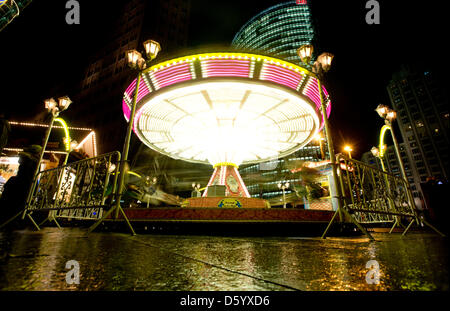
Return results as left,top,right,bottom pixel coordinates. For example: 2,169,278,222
65,0,191,154
387,65,449,208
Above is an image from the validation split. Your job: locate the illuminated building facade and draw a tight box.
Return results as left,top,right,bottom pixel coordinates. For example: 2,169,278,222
232,1,316,64
66,0,191,154
240,144,326,200
387,66,449,193
231,1,329,205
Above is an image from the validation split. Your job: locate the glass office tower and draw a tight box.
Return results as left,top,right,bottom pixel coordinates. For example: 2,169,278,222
232,1,316,64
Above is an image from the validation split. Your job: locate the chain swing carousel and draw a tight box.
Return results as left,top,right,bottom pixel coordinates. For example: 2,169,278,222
122,52,331,213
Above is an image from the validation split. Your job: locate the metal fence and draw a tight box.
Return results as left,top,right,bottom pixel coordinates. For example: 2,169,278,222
336,154,416,224
26,152,121,220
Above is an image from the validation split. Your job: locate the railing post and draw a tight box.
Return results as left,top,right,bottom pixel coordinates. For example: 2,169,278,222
115,74,142,220
388,122,418,224
316,78,344,223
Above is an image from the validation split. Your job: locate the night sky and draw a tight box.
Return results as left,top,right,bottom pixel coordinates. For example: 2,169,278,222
0,0,447,159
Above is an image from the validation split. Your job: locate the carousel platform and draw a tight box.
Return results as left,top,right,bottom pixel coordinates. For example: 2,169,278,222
108,207,335,223
101,207,348,236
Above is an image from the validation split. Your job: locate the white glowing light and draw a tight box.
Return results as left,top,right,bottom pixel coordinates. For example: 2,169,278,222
0,157,20,165
135,80,319,166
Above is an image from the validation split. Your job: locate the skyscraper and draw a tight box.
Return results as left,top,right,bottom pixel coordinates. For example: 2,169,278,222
384,66,449,208
387,66,449,184
66,0,191,154
232,1,316,64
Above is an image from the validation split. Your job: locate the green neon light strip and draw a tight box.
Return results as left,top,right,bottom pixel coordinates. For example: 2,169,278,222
54,118,71,152
127,171,142,178
379,124,391,158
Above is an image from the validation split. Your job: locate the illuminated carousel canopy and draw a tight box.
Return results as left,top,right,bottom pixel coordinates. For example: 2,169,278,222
123,52,331,167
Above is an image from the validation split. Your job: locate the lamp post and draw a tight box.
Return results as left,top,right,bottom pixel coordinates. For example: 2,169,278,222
25,96,72,212
375,104,420,230
115,39,161,218
278,182,289,209
344,145,353,159
297,45,342,219
375,104,408,182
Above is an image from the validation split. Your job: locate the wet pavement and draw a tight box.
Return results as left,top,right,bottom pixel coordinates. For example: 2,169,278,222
0,228,448,291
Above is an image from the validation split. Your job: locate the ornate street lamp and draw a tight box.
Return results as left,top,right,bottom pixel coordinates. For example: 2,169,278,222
386,110,397,123
297,44,314,65
375,104,389,119
375,104,407,182
344,145,353,159
374,103,421,233
298,44,341,223
115,39,161,224
316,52,334,73
278,182,290,209
143,39,161,60
126,50,143,70
58,96,72,111
371,146,380,158
26,95,72,215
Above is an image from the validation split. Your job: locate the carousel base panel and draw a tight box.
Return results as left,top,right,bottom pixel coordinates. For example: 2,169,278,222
184,197,267,209
107,207,336,223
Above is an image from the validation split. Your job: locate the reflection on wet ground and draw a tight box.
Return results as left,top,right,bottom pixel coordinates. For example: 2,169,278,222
0,228,448,291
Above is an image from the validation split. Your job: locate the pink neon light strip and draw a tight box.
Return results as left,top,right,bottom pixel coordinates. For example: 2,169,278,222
136,82,150,104
202,59,250,78
261,73,299,90
234,167,251,198
152,63,192,89
125,78,137,98
322,87,332,117
123,100,131,121
262,64,302,82
123,76,151,119
133,107,145,134
301,77,332,130
260,64,302,90
157,74,192,89
153,66,190,81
